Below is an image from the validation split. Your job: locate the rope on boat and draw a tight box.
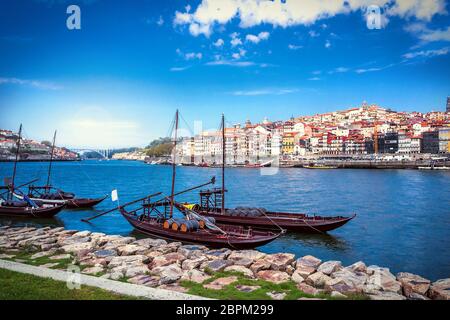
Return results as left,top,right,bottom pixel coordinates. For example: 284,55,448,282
259,210,286,234
301,217,325,234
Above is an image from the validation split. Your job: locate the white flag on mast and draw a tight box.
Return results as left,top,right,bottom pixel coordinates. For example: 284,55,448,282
111,189,118,202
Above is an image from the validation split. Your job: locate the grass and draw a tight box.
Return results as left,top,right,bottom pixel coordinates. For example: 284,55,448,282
1,248,74,270
181,270,368,300
0,268,138,300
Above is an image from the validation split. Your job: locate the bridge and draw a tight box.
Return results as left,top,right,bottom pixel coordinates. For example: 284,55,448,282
70,148,112,159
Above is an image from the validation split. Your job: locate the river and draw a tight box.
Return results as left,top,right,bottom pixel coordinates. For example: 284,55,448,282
1,160,449,280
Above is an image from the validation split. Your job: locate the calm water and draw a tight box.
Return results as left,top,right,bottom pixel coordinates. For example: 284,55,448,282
1,160,449,280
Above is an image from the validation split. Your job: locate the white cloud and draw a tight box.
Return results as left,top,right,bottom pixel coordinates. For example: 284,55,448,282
173,0,446,36
213,38,224,47
288,44,302,50
308,77,321,81
176,49,203,60
230,32,242,47
157,16,164,26
0,77,62,90
170,66,190,72
402,47,449,59
329,67,349,74
245,31,270,44
206,60,259,67
325,40,331,48
309,30,319,37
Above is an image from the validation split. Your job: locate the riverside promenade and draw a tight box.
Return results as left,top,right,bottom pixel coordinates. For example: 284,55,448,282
1,225,449,300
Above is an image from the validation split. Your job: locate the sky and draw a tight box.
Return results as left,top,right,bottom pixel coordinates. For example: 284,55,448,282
0,0,449,148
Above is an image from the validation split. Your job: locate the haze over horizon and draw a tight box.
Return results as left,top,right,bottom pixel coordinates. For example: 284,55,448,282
1,0,449,148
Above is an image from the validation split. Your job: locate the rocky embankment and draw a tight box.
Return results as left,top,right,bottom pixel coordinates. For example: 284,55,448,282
0,225,449,300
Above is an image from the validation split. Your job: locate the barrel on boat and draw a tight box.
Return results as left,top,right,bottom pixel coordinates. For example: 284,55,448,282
198,216,216,228
171,218,186,231
163,218,176,229
180,220,200,232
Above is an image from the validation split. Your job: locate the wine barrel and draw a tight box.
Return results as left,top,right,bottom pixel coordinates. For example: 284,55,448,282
180,220,200,232
198,216,216,229
171,219,185,231
163,218,176,229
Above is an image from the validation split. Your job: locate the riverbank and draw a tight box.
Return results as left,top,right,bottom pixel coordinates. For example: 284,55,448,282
1,225,448,300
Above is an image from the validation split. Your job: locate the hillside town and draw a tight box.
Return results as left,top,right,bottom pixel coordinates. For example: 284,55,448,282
175,101,450,165
0,129,79,161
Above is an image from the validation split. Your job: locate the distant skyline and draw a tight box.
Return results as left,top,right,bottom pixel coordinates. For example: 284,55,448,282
1,0,450,148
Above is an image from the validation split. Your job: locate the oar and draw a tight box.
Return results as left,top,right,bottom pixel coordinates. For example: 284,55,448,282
81,191,162,222
0,178,40,197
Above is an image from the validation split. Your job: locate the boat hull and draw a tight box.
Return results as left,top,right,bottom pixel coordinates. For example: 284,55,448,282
0,204,65,218
16,193,107,209
121,211,280,249
197,210,355,233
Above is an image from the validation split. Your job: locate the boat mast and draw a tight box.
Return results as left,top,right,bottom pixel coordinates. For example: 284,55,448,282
169,110,179,218
10,124,22,200
46,130,57,191
221,113,225,214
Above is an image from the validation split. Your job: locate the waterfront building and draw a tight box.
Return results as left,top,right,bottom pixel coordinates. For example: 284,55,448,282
383,132,399,153
447,97,450,113
421,131,440,154
282,132,296,155
438,127,450,154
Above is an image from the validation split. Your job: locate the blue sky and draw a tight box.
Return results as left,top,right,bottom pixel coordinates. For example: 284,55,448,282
0,0,449,148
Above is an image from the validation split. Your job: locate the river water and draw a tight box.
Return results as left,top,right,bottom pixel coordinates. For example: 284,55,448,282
1,160,449,280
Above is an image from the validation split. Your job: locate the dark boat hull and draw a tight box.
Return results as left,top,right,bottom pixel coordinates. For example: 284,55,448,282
0,204,65,218
66,196,107,209
121,211,280,249
197,210,356,233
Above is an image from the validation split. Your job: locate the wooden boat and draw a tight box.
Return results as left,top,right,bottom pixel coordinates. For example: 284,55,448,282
82,110,282,249
180,188,355,232
0,124,65,218
18,130,106,209
244,160,273,168
118,199,281,249
178,114,355,234
303,164,338,169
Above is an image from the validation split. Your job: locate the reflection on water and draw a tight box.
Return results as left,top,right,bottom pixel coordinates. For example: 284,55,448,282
1,160,449,280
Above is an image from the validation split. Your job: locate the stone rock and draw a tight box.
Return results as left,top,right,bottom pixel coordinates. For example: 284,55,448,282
205,248,231,260
366,268,402,294
266,291,286,300
235,285,261,293
295,255,322,278
151,264,183,284
61,242,96,254
41,243,58,251
72,230,91,238
250,259,271,273
317,261,342,275
40,263,59,268
291,271,305,284
231,258,253,268
93,249,117,258
178,245,207,259
0,254,15,259
329,269,367,294
108,255,150,268
396,272,430,297
49,254,71,260
228,250,266,262
182,257,207,271
369,292,406,300
125,265,150,278
82,266,104,275
158,283,188,293
150,252,185,269
347,261,367,273
181,269,211,284
325,278,361,295
256,270,290,284
204,276,238,290
30,250,56,260
296,255,322,269
263,253,295,271
306,272,333,289
205,259,232,272
408,293,430,300
134,238,167,248
58,236,91,246
297,283,320,296
331,291,347,298
127,275,155,285
224,265,254,278
117,244,149,256
429,278,450,300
